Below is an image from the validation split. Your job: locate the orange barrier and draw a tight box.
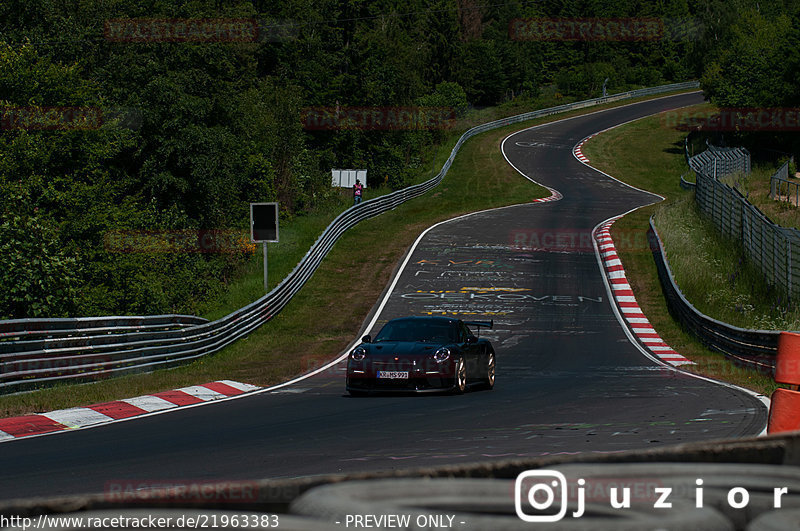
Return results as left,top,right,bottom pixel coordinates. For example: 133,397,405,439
768,388,800,433
775,331,800,387
767,332,800,434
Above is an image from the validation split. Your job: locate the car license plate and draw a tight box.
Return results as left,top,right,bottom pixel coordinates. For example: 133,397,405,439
377,371,409,379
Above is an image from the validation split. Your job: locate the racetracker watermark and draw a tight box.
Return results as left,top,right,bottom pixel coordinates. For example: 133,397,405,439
105,18,257,42
0,106,142,131
510,228,654,253
104,480,297,505
664,108,800,132
515,470,791,523
509,17,703,42
104,18,298,43
2,513,280,531
301,106,456,131
104,230,256,254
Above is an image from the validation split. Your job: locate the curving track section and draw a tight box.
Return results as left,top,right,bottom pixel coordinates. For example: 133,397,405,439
0,92,767,502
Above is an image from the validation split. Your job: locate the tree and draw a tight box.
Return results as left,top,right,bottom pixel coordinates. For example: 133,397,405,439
702,9,800,108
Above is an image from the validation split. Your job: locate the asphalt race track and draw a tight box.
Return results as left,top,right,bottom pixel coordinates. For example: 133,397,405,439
0,92,768,502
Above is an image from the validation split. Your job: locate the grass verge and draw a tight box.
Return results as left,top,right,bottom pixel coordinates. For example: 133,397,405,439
718,164,800,233
0,89,701,416
581,104,779,395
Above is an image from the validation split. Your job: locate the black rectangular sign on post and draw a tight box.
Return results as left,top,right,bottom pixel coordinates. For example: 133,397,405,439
250,202,279,243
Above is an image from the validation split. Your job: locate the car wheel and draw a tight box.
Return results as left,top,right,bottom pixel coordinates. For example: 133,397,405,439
347,389,368,397
452,357,467,394
482,349,495,390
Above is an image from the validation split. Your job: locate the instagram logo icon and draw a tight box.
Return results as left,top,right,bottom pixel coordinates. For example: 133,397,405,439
515,470,569,522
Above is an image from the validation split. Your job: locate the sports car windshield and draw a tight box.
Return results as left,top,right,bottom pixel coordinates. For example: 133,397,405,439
374,321,458,343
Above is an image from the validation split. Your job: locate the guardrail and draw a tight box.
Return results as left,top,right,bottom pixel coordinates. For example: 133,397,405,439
0,81,701,394
0,315,207,342
649,218,778,373
679,173,696,190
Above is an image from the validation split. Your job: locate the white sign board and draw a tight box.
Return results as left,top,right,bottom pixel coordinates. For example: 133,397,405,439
331,169,367,188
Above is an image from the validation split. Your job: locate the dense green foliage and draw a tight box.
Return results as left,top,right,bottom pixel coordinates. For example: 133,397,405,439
698,0,800,159
0,0,731,318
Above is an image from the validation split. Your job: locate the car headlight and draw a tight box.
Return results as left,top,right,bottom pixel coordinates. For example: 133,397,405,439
350,346,367,361
433,347,451,362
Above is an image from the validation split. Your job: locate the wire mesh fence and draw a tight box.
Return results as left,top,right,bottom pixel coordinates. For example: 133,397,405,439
691,149,800,300
688,145,751,178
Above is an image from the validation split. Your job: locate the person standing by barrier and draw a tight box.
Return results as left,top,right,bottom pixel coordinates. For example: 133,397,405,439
353,179,364,205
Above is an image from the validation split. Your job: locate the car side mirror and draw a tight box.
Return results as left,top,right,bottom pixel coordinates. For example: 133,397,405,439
362,334,372,343
466,336,478,344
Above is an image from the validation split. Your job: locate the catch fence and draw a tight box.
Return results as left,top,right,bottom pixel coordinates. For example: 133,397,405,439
690,147,800,300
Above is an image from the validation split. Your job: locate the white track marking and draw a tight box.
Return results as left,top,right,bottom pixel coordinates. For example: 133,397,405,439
41,408,113,429
122,396,179,412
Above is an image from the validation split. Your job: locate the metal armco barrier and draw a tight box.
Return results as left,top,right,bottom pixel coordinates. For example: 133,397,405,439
0,315,207,341
0,81,700,394
649,218,779,372
679,173,696,190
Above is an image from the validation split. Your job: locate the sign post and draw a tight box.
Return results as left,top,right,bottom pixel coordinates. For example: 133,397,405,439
263,242,268,293
250,202,279,292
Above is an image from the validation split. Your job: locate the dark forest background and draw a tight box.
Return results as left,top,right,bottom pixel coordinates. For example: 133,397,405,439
1,0,797,319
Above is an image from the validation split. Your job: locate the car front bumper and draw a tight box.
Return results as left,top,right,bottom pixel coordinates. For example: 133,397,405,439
346,373,455,393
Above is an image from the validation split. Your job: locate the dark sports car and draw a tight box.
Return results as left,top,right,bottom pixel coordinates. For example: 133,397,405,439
346,316,495,395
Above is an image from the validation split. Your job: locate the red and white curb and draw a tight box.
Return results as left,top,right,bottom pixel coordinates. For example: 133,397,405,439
594,219,693,367
0,380,260,441
532,186,563,203
573,132,598,163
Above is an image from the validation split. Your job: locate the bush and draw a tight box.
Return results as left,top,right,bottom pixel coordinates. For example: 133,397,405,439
0,213,81,319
